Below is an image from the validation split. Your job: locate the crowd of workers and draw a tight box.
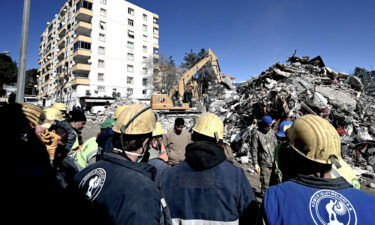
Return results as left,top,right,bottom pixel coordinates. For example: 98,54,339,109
2,101,375,225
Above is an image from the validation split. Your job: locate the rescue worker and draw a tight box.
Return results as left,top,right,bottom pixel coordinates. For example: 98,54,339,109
50,109,87,188
70,118,116,172
148,122,170,186
97,105,128,155
52,102,69,119
162,113,258,225
71,104,171,225
269,121,293,185
67,109,86,147
163,118,192,165
260,115,375,225
250,116,278,196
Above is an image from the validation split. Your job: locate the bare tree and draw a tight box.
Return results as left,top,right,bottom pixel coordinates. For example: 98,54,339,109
148,53,180,93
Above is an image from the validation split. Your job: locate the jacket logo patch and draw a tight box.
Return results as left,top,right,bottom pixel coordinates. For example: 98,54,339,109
309,189,357,225
79,168,106,201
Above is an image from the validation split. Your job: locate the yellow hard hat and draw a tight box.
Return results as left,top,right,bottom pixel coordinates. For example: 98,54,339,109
52,103,67,111
114,105,129,119
112,104,156,135
152,122,167,137
286,114,341,165
20,103,46,127
44,107,64,121
192,112,224,140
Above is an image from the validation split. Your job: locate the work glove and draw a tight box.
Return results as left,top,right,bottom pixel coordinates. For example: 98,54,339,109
39,130,61,160
255,164,261,174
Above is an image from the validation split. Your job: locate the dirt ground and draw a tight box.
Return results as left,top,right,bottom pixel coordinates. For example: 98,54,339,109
82,120,375,197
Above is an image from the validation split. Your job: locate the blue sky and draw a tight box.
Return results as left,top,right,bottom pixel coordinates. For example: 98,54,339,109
1,0,374,81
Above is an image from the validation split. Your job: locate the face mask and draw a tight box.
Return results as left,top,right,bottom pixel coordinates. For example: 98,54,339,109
124,151,145,162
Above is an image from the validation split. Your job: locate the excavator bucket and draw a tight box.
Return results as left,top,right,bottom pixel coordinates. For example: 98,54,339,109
221,76,234,90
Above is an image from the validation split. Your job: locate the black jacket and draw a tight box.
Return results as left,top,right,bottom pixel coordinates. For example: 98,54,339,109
72,153,171,225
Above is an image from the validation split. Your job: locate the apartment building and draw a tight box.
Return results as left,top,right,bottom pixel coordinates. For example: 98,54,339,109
37,0,160,108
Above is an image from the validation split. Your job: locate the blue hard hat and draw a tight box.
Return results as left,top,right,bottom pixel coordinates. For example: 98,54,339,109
262,116,273,125
276,121,294,137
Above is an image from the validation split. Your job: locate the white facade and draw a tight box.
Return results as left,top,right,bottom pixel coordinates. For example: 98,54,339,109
37,0,159,108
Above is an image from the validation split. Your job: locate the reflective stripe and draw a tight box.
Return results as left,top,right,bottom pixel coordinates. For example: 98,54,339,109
172,218,238,225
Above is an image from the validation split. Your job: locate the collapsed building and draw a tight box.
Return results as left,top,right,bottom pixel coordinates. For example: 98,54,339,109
210,55,375,179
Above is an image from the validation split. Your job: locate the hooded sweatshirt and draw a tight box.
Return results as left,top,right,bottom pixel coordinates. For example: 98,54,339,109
162,141,257,225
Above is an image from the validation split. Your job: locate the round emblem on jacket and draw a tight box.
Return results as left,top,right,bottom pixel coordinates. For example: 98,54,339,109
309,189,357,225
79,168,107,201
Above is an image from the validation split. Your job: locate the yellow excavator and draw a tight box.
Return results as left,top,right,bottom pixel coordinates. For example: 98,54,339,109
151,49,233,111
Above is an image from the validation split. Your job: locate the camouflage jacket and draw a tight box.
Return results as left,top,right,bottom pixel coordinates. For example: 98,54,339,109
250,129,277,167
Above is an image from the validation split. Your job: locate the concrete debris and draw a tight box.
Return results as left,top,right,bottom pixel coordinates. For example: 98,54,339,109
208,55,375,176
87,97,140,123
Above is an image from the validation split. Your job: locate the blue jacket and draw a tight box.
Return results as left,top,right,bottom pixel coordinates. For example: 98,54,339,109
73,153,171,225
162,141,257,225
262,174,375,225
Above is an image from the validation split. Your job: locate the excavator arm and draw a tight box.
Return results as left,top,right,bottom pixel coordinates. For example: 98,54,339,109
169,49,232,100
151,49,232,111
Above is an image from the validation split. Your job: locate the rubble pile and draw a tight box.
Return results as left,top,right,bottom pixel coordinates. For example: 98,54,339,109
157,113,197,132
87,97,140,123
214,55,375,174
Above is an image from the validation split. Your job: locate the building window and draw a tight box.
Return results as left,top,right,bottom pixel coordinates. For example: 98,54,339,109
142,89,147,95
154,28,159,35
142,78,148,86
98,85,105,92
128,7,134,15
98,59,105,68
100,8,106,17
127,88,133,96
142,45,147,53
100,0,106,4
128,19,134,26
127,65,134,72
128,30,134,39
73,41,91,50
142,56,147,63
76,0,92,10
143,24,147,32
98,73,104,81
99,33,106,42
142,67,148,75
127,53,134,61
143,34,148,42
100,21,106,30
153,48,159,54
127,77,134,84
143,14,147,21
127,41,134,49
98,46,105,55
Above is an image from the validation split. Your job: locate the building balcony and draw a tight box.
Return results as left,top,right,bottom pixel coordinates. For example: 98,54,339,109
75,7,93,23
74,21,92,36
74,35,91,44
153,43,159,49
153,23,159,29
153,13,159,20
73,49,91,59
72,63,91,73
71,78,90,86
153,33,159,39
